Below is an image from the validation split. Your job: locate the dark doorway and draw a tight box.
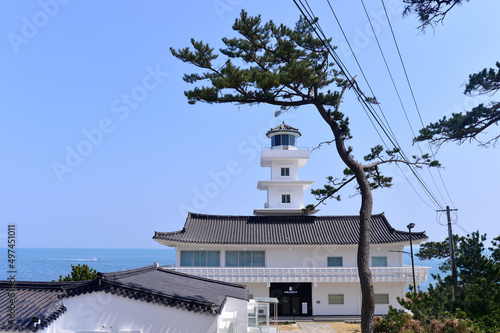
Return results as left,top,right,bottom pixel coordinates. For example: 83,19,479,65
269,283,312,316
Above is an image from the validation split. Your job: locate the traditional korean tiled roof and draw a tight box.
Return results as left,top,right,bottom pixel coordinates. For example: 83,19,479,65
0,281,68,332
96,264,248,313
266,121,301,137
0,264,248,331
153,213,427,246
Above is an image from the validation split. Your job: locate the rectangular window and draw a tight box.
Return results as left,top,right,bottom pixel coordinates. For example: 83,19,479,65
281,194,291,203
226,251,238,266
375,294,389,304
328,294,344,304
207,251,219,266
372,256,388,267
327,257,343,267
225,251,265,267
281,167,290,176
193,251,205,266
239,251,251,266
274,135,281,146
180,251,193,267
252,251,265,266
282,134,289,146
180,251,220,267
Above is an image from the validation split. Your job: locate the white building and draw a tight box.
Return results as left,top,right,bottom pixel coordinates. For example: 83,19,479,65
0,264,248,333
154,123,429,317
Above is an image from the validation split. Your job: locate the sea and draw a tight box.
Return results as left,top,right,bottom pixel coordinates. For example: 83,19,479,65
1,248,442,291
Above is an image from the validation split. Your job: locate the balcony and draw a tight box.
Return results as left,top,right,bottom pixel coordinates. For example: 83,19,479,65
262,146,310,151
261,148,310,167
166,266,430,284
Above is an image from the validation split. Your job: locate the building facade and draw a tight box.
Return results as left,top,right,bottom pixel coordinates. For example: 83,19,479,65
154,123,430,317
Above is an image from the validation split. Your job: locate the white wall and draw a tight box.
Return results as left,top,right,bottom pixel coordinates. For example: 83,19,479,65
266,247,358,268
266,245,405,268
310,282,405,316
312,283,361,316
270,160,299,180
219,296,249,333
175,245,407,269
267,184,305,209
54,292,219,333
243,283,270,299
373,282,406,315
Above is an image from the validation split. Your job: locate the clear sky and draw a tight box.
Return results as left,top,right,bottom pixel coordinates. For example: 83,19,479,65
1,0,499,249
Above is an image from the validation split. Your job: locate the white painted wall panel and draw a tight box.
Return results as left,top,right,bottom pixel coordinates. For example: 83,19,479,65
54,292,219,333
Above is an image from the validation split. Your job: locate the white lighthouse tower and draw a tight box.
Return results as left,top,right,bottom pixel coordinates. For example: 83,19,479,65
253,122,318,216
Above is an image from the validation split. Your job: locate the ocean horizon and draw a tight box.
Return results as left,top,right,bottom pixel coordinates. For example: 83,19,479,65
2,248,176,282
2,248,441,291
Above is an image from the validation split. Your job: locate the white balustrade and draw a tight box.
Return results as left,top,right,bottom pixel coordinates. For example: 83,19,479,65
166,266,430,284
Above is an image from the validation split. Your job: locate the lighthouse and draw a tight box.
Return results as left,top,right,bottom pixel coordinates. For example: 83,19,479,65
253,122,318,216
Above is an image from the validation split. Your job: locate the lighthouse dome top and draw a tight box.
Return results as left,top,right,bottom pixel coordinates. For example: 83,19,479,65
266,122,301,138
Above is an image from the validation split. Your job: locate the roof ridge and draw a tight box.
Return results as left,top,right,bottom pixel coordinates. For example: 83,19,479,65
99,263,158,280
0,280,94,290
186,212,387,219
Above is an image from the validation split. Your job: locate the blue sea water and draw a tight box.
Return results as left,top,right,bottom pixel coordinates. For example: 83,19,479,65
1,248,176,282
403,255,443,292
2,248,442,291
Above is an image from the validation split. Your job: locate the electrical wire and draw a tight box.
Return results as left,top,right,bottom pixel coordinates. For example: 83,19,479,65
379,0,457,209
294,0,446,210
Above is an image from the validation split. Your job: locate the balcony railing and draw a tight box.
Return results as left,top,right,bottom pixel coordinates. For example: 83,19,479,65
262,146,309,151
166,266,430,284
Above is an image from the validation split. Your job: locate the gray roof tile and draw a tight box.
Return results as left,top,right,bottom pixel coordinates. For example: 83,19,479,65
154,213,427,245
0,264,248,331
266,122,301,137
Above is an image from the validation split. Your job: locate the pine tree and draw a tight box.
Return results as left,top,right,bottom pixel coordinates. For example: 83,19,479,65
171,11,437,332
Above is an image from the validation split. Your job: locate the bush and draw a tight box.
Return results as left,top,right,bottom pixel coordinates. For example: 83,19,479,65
374,307,424,333
373,307,482,333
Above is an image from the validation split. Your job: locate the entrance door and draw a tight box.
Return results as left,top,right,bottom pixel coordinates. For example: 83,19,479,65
291,296,300,316
269,283,312,316
279,296,301,316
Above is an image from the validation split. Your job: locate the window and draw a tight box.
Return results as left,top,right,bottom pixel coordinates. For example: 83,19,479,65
375,294,389,304
328,294,344,304
282,134,289,145
327,257,343,267
281,194,291,203
372,256,388,267
273,135,281,146
180,251,220,267
281,167,290,176
226,251,265,267
271,134,296,147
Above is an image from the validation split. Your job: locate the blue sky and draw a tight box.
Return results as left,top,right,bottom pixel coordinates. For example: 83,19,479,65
1,0,499,249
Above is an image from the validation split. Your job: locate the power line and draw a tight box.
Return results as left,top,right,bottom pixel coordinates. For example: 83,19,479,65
294,0,446,210
319,0,445,210
379,0,457,209
359,0,451,209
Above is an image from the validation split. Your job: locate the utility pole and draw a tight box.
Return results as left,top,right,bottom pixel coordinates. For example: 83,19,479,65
437,206,458,300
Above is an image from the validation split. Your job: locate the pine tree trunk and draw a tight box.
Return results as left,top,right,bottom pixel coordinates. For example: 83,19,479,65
317,102,375,333
356,171,375,333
